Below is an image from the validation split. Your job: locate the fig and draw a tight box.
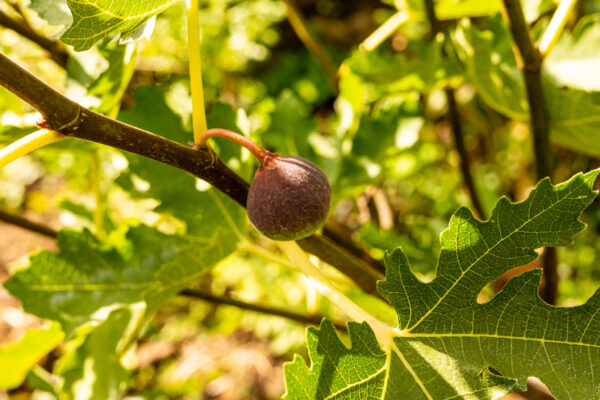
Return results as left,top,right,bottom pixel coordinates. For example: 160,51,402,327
198,129,331,241
247,155,331,240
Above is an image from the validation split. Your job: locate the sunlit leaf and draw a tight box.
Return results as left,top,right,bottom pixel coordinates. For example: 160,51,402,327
285,170,600,399
546,15,600,91
60,0,176,50
0,323,64,390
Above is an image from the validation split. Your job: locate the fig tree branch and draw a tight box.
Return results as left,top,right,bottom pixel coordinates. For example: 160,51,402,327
0,51,382,294
501,0,552,180
0,209,58,238
180,288,347,331
501,0,557,304
423,0,486,220
0,9,69,68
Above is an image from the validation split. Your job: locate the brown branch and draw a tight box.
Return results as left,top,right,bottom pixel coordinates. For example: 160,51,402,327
180,289,347,331
423,0,486,220
445,88,486,219
0,210,57,238
501,0,556,304
0,51,382,295
280,0,339,93
0,10,69,69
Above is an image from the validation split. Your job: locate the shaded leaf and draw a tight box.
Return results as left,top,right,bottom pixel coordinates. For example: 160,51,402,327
117,86,246,239
344,38,460,100
452,17,600,156
29,0,72,27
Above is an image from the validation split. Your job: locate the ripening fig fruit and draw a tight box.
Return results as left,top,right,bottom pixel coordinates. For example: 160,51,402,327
197,129,331,241
247,155,331,240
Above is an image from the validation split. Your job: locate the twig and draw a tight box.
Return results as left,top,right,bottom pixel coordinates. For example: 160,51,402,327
500,0,553,179
423,0,486,220
445,88,486,219
0,10,69,68
0,51,382,295
501,0,556,304
0,210,58,238
359,10,410,52
90,151,104,240
538,0,579,57
180,288,347,331
279,0,339,92
423,0,441,34
277,241,393,348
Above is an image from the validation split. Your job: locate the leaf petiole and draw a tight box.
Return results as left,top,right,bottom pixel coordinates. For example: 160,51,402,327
187,0,208,144
0,129,63,170
538,0,579,57
277,240,396,349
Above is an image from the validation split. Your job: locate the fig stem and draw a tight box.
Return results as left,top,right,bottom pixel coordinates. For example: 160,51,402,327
198,128,276,166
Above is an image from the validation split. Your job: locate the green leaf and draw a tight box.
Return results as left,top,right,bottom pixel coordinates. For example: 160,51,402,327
343,39,460,102
546,15,600,92
402,0,503,20
4,226,209,336
55,305,141,399
401,0,550,22
452,17,528,121
4,223,233,399
453,17,600,156
285,169,600,399
0,323,64,390
60,0,176,51
29,0,72,27
88,41,138,116
117,86,246,239
262,90,319,159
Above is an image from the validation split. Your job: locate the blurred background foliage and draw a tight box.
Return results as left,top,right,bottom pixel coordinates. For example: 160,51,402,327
0,0,599,399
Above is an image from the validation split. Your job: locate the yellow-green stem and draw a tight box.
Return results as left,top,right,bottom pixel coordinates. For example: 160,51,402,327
538,0,579,57
90,151,104,240
0,129,63,170
359,10,410,52
277,241,395,348
240,240,354,286
188,0,208,144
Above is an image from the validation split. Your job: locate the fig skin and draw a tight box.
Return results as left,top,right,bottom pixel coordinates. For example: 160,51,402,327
247,155,331,241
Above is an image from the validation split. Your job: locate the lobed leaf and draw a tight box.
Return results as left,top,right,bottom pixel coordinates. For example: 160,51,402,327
285,170,600,399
